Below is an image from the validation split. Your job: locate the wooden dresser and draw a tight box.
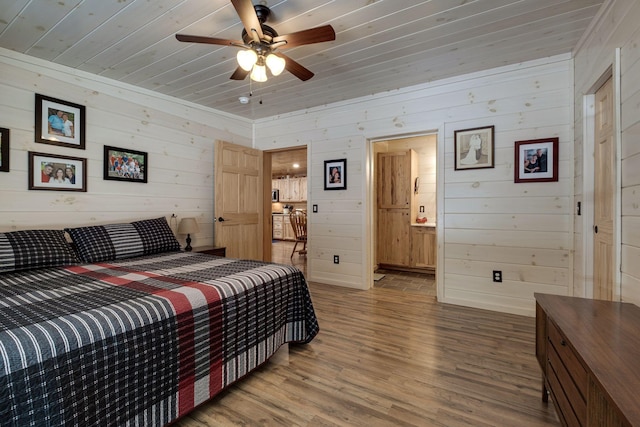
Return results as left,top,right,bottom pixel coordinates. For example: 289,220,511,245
535,293,640,426
192,246,226,257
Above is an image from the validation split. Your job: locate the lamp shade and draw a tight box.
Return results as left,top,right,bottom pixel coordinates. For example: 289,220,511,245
265,53,285,76
237,49,257,71
178,217,200,234
250,64,267,82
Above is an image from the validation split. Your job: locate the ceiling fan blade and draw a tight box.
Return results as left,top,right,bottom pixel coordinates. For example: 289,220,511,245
231,0,264,42
280,53,314,81
230,66,250,80
176,34,242,46
273,25,335,49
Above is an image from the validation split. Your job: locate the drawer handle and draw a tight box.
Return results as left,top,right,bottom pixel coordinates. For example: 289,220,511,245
560,339,567,346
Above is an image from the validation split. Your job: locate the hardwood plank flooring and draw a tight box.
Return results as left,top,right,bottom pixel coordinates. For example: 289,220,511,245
174,242,557,426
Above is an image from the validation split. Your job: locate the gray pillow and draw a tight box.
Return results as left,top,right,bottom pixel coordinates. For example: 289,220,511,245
0,229,79,273
66,217,180,263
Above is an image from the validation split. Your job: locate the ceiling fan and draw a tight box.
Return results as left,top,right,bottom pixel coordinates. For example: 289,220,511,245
175,0,335,82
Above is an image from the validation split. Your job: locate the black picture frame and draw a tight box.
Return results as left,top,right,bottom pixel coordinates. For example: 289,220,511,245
104,145,148,183
324,158,346,190
514,137,559,183
35,94,86,149
0,127,9,172
28,151,87,192
454,125,495,170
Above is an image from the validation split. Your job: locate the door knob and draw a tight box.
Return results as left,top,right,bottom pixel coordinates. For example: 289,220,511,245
594,225,598,234
217,217,225,222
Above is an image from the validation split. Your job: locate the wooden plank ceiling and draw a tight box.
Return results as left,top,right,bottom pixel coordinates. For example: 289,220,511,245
0,0,604,120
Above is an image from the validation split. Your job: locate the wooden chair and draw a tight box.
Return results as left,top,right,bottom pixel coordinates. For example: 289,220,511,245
289,210,307,258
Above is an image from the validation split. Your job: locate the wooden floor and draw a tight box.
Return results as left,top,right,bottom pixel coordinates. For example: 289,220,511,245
174,242,558,426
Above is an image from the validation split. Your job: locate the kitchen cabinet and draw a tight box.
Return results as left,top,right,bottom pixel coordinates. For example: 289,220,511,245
283,215,295,240
410,226,436,269
272,177,307,202
272,214,296,241
272,214,284,239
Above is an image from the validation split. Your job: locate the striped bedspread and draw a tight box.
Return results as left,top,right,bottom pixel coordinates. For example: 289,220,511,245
0,252,319,426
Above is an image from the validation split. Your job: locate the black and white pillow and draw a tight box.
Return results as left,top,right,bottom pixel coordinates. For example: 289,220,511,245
0,229,79,273
67,217,180,263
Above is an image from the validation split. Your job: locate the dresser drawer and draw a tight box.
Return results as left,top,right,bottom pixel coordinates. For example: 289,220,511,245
548,344,586,425
547,361,582,427
548,319,588,397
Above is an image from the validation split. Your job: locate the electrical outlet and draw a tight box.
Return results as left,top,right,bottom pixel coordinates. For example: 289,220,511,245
313,204,318,213
333,255,339,264
493,270,502,283
419,206,425,213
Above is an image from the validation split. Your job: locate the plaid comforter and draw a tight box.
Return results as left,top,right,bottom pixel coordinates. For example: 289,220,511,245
0,252,319,426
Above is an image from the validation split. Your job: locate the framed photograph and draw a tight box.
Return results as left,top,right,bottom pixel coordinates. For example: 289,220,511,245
514,137,559,183
35,94,86,149
324,158,346,190
454,125,495,170
0,127,9,172
28,151,87,192
104,145,147,183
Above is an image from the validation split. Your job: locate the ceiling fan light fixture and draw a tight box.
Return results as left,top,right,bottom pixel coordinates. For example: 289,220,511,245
266,53,285,76
237,49,257,71
175,1,335,82
250,63,267,82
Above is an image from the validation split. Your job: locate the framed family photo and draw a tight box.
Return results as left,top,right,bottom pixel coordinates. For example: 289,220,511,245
28,151,87,192
514,137,559,183
324,158,346,190
35,94,86,149
104,145,147,183
0,127,9,172
454,125,495,170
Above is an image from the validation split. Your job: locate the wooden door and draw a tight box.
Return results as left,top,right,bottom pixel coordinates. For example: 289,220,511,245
593,77,615,300
377,151,413,208
214,141,263,260
410,226,436,269
377,208,411,266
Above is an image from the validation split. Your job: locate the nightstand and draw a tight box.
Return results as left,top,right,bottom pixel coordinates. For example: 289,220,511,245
191,246,226,257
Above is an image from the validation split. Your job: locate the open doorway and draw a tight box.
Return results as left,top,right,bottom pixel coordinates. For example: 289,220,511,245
267,147,308,275
371,134,437,284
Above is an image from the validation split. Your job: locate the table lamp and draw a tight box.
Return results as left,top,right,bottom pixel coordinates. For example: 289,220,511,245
178,217,199,251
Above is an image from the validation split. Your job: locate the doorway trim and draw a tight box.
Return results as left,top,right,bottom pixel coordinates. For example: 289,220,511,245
581,48,622,300
263,145,309,264
366,128,444,299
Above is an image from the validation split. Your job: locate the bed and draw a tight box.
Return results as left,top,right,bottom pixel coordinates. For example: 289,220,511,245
0,218,319,426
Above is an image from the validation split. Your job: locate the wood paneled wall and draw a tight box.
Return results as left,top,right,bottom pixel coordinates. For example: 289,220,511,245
0,48,252,248
254,55,575,315
573,0,640,305
12,23,640,314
